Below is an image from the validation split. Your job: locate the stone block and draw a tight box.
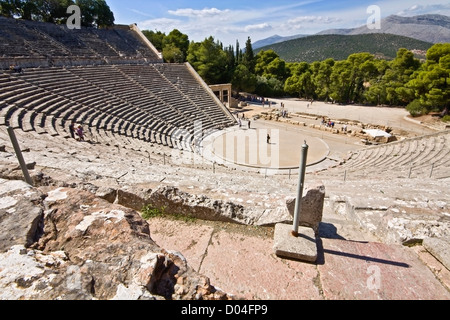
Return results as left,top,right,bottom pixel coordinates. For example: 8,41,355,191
286,184,325,234
423,237,450,271
273,223,318,262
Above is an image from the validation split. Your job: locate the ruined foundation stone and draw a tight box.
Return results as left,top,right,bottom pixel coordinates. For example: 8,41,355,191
286,183,326,234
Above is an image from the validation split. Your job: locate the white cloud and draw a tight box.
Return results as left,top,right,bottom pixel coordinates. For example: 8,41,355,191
244,23,273,32
397,3,450,16
138,18,183,31
288,16,342,25
278,15,344,32
168,7,230,18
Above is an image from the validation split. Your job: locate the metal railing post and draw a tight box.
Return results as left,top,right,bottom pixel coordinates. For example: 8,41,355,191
7,127,34,186
292,141,309,237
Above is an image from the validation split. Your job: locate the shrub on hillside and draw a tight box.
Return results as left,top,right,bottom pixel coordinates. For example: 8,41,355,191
407,100,428,117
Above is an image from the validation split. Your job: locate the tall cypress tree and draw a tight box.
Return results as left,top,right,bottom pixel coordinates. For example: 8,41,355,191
243,36,255,73
235,39,241,65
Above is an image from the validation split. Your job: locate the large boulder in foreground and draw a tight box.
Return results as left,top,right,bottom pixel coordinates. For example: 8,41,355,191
0,181,233,300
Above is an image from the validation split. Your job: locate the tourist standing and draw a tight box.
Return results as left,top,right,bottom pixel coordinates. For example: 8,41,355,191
76,125,85,142
69,121,76,139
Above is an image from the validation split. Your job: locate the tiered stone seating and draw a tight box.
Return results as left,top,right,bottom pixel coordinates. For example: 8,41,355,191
325,131,450,180
0,16,162,69
117,64,237,149
0,17,47,58
107,28,161,61
66,65,172,144
154,64,236,127
116,64,201,122
0,16,237,153
1,64,237,151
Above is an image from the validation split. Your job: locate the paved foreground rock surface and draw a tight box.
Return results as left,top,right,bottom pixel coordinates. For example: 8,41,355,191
149,217,450,300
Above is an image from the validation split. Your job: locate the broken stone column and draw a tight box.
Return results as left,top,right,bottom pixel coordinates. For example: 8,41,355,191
285,183,325,235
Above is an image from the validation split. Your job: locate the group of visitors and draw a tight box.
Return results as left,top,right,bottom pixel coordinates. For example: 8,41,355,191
280,109,288,118
238,117,251,129
69,121,85,141
321,117,335,128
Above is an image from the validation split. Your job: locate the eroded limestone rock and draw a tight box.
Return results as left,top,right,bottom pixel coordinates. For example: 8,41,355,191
0,179,45,252
0,182,234,300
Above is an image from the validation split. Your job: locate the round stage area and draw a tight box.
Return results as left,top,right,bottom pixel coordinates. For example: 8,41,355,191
202,120,330,170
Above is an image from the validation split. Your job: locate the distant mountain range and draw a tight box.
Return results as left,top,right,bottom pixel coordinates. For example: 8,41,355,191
317,14,450,44
253,14,450,50
256,33,433,63
253,34,308,49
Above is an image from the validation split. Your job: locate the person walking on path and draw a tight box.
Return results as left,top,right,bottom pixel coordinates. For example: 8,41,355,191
267,134,271,144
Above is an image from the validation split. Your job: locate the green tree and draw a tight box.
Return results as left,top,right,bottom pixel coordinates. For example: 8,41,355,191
265,57,286,81
75,0,114,27
406,99,428,117
235,39,242,65
368,48,419,106
223,44,236,83
243,36,255,73
312,58,335,101
284,73,302,97
162,43,184,63
255,50,279,76
408,43,450,113
163,29,189,62
34,0,74,24
255,76,284,97
254,51,286,81
1,0,114,27
363,59,390,105
284,62,315,99
232,64,257,93
329,53,376,104
142,30,165,52
0,0,38,20
329,60,353,103
187,36,228,85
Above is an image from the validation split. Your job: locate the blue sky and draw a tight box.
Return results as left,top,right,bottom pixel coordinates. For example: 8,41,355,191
106,0,450,46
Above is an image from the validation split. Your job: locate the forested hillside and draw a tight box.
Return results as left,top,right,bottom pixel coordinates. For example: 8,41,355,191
143,28,449,117
256,34,433,63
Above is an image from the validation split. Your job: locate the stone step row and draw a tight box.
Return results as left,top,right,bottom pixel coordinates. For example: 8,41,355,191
335,131,450,179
